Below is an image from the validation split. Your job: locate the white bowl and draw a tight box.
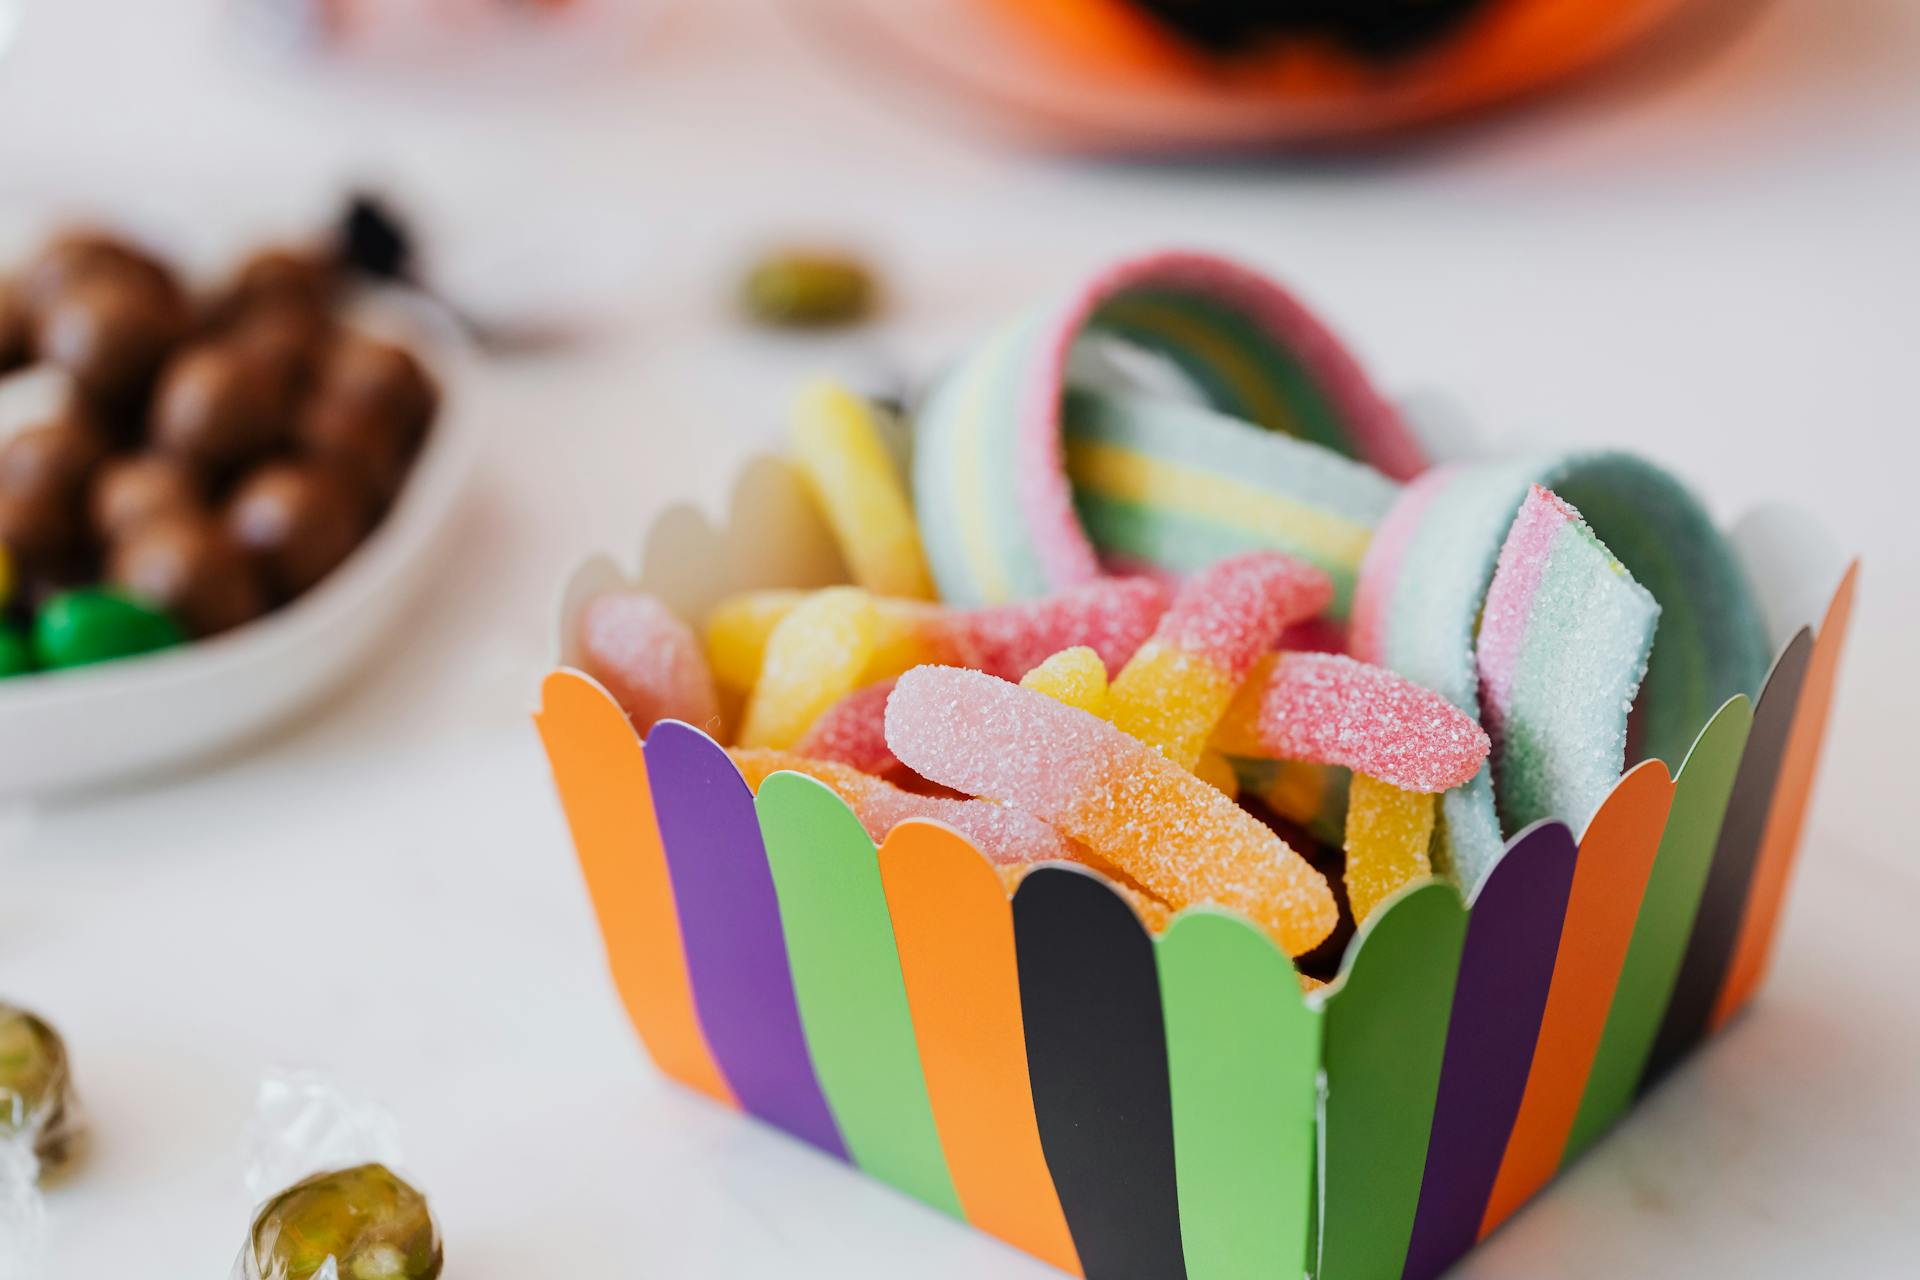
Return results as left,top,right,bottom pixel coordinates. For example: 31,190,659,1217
0,290,479,799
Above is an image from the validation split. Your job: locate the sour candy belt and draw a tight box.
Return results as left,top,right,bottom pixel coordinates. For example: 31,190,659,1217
1351,454,1769,889
911,251,1424,607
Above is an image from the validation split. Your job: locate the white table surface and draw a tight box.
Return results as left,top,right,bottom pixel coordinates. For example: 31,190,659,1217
4,0,1918,1274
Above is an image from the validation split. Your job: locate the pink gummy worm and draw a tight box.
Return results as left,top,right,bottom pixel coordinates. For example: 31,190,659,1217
795,679,901,778
731,748,1076,867
1150,551,1333,679
1476,485,1579,726
946,576,1169,681
1248,652,1490,792
576,589,719,737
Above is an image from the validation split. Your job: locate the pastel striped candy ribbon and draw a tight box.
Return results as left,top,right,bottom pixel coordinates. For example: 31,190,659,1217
1352,453,1771,890
912,250,1424,610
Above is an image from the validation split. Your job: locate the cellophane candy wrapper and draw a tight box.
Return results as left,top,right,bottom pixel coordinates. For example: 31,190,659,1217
231,1069,440,1280
0,1002,84,1280
0,1142,46,1280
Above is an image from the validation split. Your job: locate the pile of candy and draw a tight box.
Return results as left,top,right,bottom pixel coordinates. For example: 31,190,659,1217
573,252,1773,985
0,228,439,678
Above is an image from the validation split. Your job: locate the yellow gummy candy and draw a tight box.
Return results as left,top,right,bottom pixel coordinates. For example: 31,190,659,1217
738,587,879,749
1019,646,1110,718
707,588,941,694
1343,773,1436,925
1108,640,1239,770
790,379,936,600
706,589,806,693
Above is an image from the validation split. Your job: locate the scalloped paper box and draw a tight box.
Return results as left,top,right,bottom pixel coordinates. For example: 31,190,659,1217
534,457,1856,1280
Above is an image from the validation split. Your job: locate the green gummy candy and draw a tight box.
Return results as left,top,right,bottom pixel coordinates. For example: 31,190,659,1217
0,624,33,678
32,589,183,670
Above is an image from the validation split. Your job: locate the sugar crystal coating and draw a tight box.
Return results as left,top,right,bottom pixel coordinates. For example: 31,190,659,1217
886,665,1337,955
795,678,904,779
1343,774,1436,924
703,576,1162,708
738,587,878,749
947,576,1168,680
731,747,1076,865
1217,651,1489,793
1475,484,1659,834
576,590,720,737
705,588,807,692
789,379,936,600
1018,646,1111,718
1109,551,1332,769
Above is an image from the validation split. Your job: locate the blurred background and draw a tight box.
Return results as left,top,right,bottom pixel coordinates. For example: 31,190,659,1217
2,0,1916,1275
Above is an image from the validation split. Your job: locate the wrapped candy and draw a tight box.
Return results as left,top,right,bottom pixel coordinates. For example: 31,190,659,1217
232,1071,441,1280
0,1002,82,1174
1,1002,82,1280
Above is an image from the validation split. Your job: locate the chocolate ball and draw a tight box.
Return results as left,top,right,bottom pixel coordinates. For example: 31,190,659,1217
0,416,109,503
220,247,336,321
90,453,205,542
0,280,28,371
108,510,264,637
295,395,409,506
226,462,368,599
230,303,333,400
34,273,188,411
150,342,290,471
0,489,79,567
318,334,437,451
18,232,178,318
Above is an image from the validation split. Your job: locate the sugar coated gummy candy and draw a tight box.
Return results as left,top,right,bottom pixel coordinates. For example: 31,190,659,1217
731,747,1076,866
738,587,879,749
886,665,1337,956
706,576,1166,698
1018,646,1110,718
705,588,808,693
794,678,904,779
1215,651,1488,794
1476,485,1659,835
789,379,936,600
243,1163,442,1280
1108,551,1331,769
1343,774,1437,925
576,589,720,737
946,577,1168,681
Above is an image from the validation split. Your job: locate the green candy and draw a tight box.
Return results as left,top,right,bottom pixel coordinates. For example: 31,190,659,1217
32,588,183,671
741,251,876,328
0,623,33,678
0,1002,79,1172
247,1163,443,1280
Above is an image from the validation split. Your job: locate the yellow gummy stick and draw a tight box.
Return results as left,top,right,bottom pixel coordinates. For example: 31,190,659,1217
706,588,942,694
789,379,936,600
1019,646,1111,718
738,587,879,749
1108,641,1240,771
1343,773,1436,925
